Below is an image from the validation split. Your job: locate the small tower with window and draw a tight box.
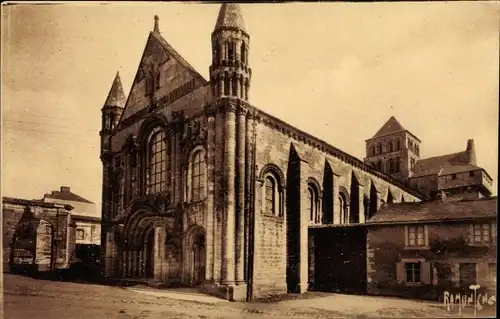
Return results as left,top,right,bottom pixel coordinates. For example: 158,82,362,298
209,4,252,101
364,116,421,183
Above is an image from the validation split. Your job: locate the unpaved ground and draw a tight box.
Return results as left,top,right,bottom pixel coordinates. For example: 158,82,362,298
2,274,496,318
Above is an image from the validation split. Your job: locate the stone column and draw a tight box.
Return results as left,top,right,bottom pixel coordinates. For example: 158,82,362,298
228,76,233,96
244,113,254,281
298,159,309,293
218,76,224,97
332,172,341,225
213,112,224,283
235,105,246,283
223,102,237,284
235,75,241,98
104,232,115,277
205,113,216,282
358,184,365,224
154,222,166,281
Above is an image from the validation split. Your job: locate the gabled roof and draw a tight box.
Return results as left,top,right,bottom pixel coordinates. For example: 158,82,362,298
412,151,469,178
367,196,497,225
150,31,207,83
104,72,126,108
372,116,406,138
44,188,94,204
214,4,246,33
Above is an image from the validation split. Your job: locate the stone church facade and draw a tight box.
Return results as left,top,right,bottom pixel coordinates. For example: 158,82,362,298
99,4,423,301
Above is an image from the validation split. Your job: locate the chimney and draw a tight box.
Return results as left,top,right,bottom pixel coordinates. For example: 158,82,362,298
60,186,70,193
466,139,476,165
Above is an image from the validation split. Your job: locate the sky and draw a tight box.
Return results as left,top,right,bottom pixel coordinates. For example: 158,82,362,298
2,2,499,208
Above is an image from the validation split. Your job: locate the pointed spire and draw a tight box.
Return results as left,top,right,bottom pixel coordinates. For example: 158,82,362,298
214,4,246,33
153,15,160,33
104,72,126,108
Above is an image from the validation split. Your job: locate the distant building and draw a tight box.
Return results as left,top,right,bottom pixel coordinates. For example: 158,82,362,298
41,186,101,246
2,197,76,272
364,117,493,200
365,196,497,300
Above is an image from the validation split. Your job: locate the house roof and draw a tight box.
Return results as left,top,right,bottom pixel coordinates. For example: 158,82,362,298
44,187,94,204
367,196,497,225
412,151,470,178
2,196,74,211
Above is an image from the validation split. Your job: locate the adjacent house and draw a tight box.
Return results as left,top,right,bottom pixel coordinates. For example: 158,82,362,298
41,186,101,246
2,197,76,273
365,196,497,300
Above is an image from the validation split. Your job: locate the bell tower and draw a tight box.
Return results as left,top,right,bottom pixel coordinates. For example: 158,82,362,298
100,72,126,154
209,3,251,101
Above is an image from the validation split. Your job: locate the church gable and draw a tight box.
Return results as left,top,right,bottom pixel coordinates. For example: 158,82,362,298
120,32,208,122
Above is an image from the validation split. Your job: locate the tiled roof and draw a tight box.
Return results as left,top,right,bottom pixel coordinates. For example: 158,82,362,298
412,151,469,177
214,4,246,33
44,190,94,204
372,116,406,138
104,72,126,108
367,197,497,224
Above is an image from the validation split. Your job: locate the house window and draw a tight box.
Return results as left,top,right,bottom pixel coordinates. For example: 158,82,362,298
472,223,491,244
452,174,457,180
147,129,168,194
227,41,234,60
76,229,85,240
469,171,475,177
191,150,205,201
396,139,401,150
459,263,477,287
377,143,382,154
388,141,393,152
405,262,421,283
370,146,375,156
406,225,427,247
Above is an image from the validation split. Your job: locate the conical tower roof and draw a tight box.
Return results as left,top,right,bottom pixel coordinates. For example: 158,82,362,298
214,4,246,32
104,72,126,108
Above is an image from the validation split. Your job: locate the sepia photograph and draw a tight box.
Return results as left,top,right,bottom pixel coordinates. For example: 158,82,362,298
1,1,498,318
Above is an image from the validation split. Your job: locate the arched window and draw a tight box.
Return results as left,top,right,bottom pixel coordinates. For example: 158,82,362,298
388,141,393,152
214,43,221,65
227,41,234,60
307,182,321,224
264,175,276,216
260,165,285,217
224,76,230,96
377,143,382,154
396,139,401,151
338,192,348,225
241,43,247,64
146,128,168,194
370,146,375,156
191,150,205,201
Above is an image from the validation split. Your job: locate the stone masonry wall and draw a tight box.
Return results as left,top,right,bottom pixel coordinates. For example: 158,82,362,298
367,220,497,301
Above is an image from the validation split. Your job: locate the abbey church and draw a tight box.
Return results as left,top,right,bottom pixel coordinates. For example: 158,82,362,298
99,4,493,301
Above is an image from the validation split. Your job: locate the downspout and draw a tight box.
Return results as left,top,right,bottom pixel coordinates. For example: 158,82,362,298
246,111,257,301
